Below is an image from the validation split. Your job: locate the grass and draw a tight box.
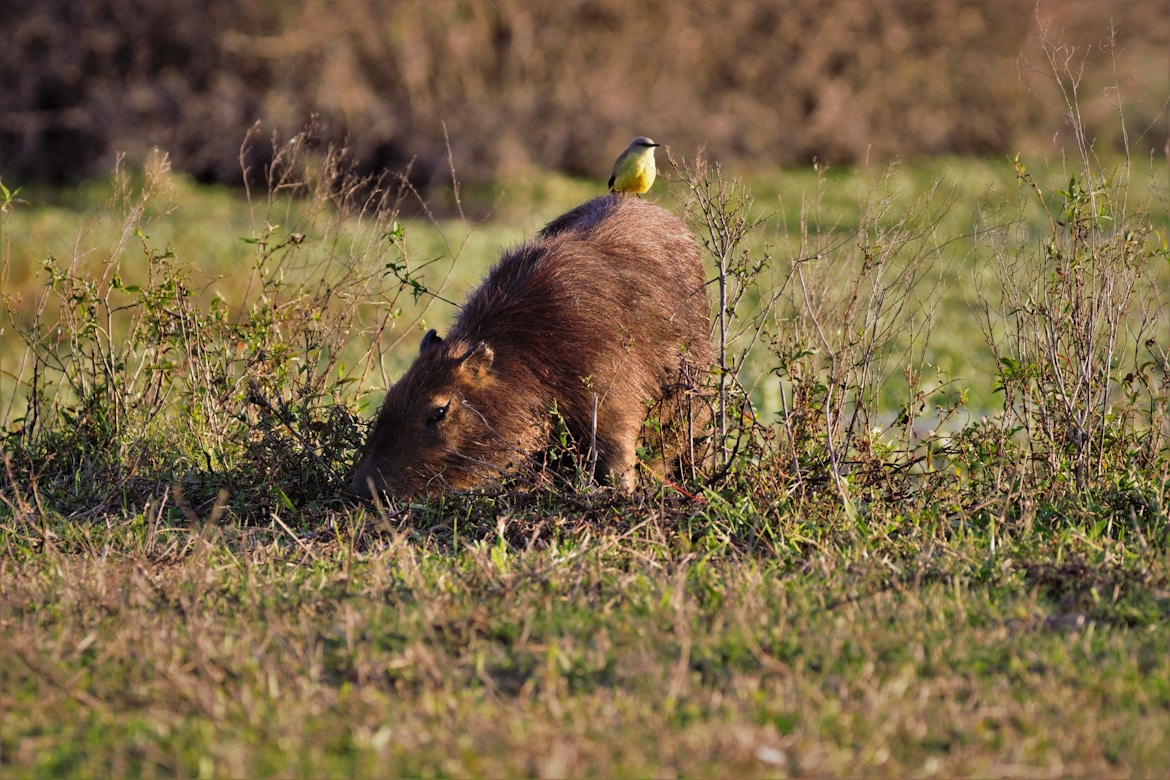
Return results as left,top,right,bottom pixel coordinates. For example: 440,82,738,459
1,124,1168,775
2,499,1168,776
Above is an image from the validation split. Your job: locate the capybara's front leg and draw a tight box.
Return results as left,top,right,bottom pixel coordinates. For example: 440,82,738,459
592,419,640,490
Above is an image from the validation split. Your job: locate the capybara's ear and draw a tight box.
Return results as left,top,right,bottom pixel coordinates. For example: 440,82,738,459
420,329,443,353
457,342,494,379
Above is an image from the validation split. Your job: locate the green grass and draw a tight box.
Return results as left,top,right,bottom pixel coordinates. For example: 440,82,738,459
1,147,1169,777
4,153,1163,419
3,500,1168,776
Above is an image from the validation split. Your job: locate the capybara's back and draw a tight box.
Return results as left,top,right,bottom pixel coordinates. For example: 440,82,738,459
350,194,712,499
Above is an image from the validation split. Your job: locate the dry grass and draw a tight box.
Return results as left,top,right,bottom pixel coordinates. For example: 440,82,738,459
2,502,1168,777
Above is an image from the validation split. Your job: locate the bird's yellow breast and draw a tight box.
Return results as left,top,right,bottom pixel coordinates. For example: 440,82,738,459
612,153,657,194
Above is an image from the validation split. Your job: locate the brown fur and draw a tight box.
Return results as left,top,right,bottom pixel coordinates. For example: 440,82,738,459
349,194,712,499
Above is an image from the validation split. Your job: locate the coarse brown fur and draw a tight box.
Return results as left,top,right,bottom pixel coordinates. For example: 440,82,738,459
349,194,712,499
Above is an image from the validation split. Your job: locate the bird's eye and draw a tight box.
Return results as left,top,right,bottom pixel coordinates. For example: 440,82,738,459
427,401,451,425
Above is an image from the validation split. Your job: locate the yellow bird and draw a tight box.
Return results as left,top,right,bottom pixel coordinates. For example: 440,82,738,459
608,136,660,195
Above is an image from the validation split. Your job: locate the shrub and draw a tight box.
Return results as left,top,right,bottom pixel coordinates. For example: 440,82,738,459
1,135,427,517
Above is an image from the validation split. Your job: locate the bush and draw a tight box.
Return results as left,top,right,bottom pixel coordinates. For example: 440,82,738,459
1,135,427,518
2,0,1165,188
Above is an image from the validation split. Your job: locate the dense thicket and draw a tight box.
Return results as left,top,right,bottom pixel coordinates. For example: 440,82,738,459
1,0,1166,187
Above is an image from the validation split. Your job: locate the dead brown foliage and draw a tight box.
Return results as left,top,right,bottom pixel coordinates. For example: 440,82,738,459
1,0,1166,187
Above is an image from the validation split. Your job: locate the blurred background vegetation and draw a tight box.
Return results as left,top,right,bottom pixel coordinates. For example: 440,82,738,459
2,0,1166,191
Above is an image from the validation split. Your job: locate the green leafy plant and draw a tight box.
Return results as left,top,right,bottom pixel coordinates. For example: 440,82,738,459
969,29,1169,500
1,137,434,517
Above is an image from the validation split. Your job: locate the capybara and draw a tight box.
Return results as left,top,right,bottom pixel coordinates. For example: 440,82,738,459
349,194,712,499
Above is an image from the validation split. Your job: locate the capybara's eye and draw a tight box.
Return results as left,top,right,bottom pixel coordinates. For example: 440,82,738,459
427,400,451,425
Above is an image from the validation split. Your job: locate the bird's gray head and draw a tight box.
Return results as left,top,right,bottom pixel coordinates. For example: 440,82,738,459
630,136,659,149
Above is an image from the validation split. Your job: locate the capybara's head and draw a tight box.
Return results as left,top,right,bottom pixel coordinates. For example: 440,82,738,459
349,329,528,499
